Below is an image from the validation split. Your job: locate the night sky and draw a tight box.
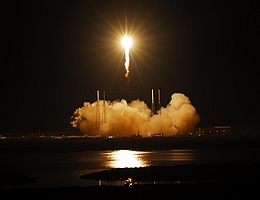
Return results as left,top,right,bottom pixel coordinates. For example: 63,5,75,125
1,0,260,133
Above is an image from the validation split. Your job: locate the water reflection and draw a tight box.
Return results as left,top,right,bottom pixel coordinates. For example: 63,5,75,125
103,150,150,168
168,149,197,162
140,149,197,166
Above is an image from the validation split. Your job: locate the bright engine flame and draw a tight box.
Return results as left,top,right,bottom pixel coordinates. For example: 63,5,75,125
122,35,132,79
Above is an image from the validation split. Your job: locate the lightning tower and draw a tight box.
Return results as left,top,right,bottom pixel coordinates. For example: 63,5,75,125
157,89,161,115
96,90,100,134
102,90,106,124
151,89,156,116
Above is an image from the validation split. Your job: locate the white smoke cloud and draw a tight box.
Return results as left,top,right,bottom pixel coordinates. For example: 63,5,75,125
70,93,200,137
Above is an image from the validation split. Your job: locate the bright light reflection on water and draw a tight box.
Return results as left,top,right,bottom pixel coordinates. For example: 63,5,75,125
168,149,197,162
103,150,150,168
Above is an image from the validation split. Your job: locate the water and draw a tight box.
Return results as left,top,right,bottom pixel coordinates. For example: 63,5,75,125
1,148,260,189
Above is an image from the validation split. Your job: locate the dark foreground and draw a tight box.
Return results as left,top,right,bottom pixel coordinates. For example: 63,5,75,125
1,136,260,199
1,164,260,199
81,164,260,183
1,183,259,199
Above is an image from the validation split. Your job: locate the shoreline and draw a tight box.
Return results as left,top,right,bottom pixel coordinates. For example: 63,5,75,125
80,163,260,183
1,137,260,198
1,163,260,186
1,135,260,154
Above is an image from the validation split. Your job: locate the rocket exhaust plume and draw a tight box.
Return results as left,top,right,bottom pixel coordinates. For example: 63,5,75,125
71,93,200,137
122,35,132,82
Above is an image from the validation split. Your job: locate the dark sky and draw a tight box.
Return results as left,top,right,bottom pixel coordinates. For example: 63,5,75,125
1,0,260,132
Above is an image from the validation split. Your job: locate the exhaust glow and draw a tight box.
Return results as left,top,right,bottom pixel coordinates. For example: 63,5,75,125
122,35,132,79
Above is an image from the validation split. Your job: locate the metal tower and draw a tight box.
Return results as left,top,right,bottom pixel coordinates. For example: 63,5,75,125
151,89,156,116
102,90,106,124
96,90,100,134
157,89,161,115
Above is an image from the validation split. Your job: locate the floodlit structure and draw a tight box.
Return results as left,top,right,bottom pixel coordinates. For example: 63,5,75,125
96,90,100,134
70,89,200,138
151,89,161,116
96,90,107,134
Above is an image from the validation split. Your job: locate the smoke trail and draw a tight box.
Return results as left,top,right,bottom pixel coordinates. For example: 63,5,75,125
70,93,200,137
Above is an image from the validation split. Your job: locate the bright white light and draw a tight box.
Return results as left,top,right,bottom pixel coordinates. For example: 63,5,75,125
104,150,148,168
122,35,132,49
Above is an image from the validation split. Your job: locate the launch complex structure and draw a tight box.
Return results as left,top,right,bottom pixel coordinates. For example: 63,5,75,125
95,89,162,135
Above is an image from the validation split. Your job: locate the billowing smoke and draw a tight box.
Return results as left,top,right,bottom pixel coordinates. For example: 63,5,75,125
70,93,200,137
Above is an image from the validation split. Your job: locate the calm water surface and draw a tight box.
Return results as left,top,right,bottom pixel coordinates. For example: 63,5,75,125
1,148,260,189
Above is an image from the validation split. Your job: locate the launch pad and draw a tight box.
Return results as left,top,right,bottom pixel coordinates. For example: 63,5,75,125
95,89,162,135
